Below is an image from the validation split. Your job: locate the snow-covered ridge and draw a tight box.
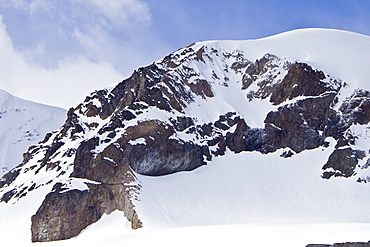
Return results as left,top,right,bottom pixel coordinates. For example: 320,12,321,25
0,89,66,178
177,28,370,91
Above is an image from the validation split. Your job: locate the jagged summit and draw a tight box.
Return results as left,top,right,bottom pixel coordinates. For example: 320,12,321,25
1,29,370,244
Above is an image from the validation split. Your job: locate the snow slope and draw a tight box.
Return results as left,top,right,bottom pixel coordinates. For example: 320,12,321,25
199,28,370,90
2,149,370,246
2,28,370,246
0,89,66,178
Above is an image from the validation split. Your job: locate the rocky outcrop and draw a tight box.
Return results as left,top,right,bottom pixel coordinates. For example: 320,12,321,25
307,241,370,247
269,63,329,105
31,183,141,242
322,148,364,179
0,169,20,190
119,120,207,176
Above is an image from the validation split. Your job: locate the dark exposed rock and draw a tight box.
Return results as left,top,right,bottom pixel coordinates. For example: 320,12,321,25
60,109,82,138
212,135,227,156
0,169,20,190
306,241,370,247
31,137,142,242
339,89,370,125
335,136,351,149
52,182,68,193
70,137,100,180
128,102,149,111
362,158,370,170
354,150,367,160
243,128,265,152
190,79,214,98
231,60,250,72
72,142,134,184
242,54,276,90
264,103,323,153
226,118,250,153
195,46,206,62
236,59,341,156
39,132,53,144
297,93,337,131
127,140,205,176
214,120,230,130
261,123,282,153
270,63,330,105
34,141,65,175
170,116,194,131
119,120,207,176
322,148,359,179
325,90,370,140
97,117,125,135
29,115,208,241
198,123,214,137
31,183,142,242
28,183,36,191
280,149,294,158
62,148,76,158
0,189,16,203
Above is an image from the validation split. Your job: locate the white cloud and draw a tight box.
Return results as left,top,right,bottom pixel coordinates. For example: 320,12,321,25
28,0,51,13
3,0,151,28
0,0,167,109
0,0,161,69
73,29,104,58
0,0,174,109
88,0,151,28
0,16,123,109
1,0,50,13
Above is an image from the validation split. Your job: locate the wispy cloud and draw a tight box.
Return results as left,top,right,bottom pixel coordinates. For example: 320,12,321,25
3,0,150,25
88,0,151,28
0,0,170,108
0,0,159,69
0,16,123,109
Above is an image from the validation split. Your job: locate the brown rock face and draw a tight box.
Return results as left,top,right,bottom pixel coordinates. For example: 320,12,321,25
31,183,141,242
270,63,328,105
0,169,20,190
322,148,360,179
31,134,143,242
235,61,340,155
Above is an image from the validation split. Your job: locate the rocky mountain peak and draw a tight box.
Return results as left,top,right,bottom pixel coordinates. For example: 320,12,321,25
1,37,370,242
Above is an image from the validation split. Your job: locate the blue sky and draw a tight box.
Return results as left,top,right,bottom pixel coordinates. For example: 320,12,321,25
0,0,369,108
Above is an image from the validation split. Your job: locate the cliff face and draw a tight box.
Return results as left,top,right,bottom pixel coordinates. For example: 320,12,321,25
1,38,370,242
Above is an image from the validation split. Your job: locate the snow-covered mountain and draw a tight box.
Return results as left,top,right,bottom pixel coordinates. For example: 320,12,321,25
0,89,66,178
1,28,370,246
